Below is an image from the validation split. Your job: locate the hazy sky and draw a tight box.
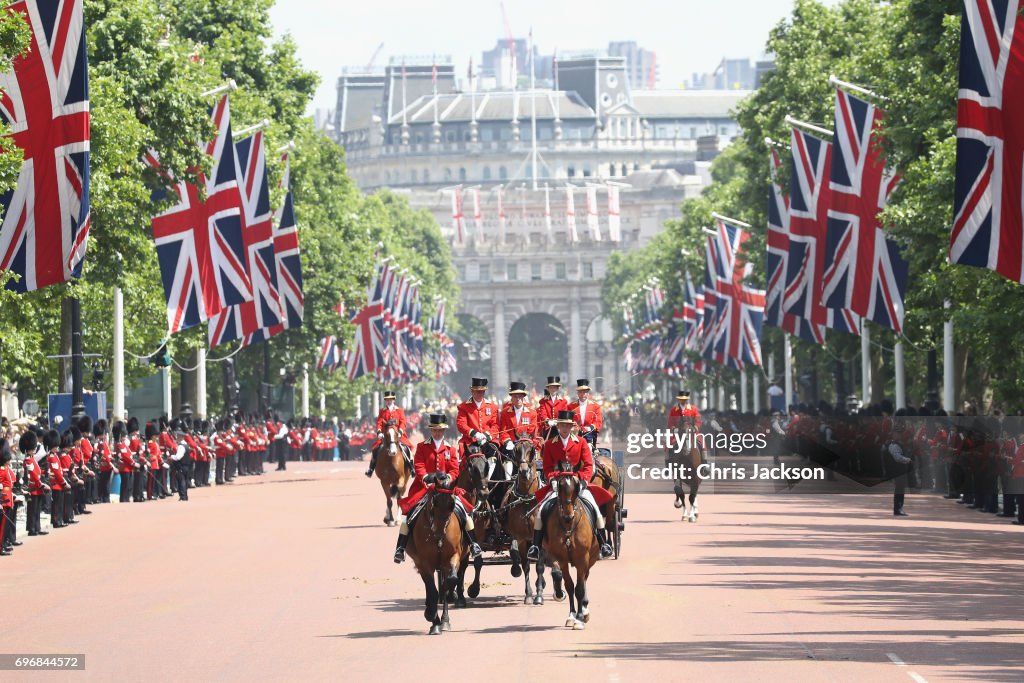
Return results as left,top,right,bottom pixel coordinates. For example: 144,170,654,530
268,0,815,113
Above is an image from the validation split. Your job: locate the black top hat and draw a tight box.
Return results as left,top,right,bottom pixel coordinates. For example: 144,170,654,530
545,376,562,386
556,410,576,424
471,377,488,390
383,390,397,400
509,381,527,395
575,378,591,391
428,413,448,429
18,430,37,454
676,390,691,401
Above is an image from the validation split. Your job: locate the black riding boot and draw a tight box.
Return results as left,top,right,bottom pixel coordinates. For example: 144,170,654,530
526,528,544,560
596,527,613,559
463,529,483,558
365,452,378,478
393,532,409,563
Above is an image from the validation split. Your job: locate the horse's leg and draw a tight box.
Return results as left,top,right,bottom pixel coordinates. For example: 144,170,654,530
441,566,455,632
455,555,468,609
423,572,441,635
673,476,685,509
562,562,578,628
467,554,483,599
509,535,523,578
384,485,394,527
551,559,566,601
575,563,590,626
522,545,534,604
533,552,546,605
689,476,700,522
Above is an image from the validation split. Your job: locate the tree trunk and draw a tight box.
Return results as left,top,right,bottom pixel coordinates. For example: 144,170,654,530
871,342,886,406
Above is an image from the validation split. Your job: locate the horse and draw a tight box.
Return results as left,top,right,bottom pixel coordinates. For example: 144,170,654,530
456,446,494,600
543,469,600,630
405,482,469,635
591,452,622,555
503,436,556,605
670,419,703,522
373,423,410,527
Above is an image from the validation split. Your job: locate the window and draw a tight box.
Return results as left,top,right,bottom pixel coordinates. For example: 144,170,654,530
479,264,491,282
459,167,467,182
582,262,593,279
531,263,541,281
567,166,576,178
444,168,452,181
555,263,566,280
499,166,508,180
720,126,728,135
690,126,697,138
481,127,494,142
483,166,492,181
422,168,430,183
507,263,518,281
457,265,466,281
410,169,417,183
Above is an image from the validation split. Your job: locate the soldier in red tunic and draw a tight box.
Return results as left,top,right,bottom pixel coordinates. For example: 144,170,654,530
392,414,482,563
668,390,702,431
365,390,414,477
44,430,66,528
114,421,134,502
537,376,567,440
526,411,614,561
0,440,17,555
19,431,47,537
568,379,603,449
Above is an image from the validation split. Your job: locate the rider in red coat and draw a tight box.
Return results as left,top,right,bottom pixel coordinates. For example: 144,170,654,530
527,411,614,561
497,380,540,459
393,414,482,564
668,390,702,430
456,377,500,457
365,390,414,477
536,376,568,440
568,378,603,449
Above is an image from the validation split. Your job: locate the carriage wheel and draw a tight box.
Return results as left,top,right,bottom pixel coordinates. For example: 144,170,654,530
613,477,625,559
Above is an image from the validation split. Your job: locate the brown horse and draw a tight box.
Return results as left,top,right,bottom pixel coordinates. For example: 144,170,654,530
405,482,468,635
670,420,703,522
373,423,410,527
591,453,622,555
543,471,599,630
455,447,493,599
504,437,547,604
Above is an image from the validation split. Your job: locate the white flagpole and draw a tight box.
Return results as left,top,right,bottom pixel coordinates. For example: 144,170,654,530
943,300,954,412
543,184,553,241
894,341,906,410
861,320,871,406
529,28,538,190
784,334,794,413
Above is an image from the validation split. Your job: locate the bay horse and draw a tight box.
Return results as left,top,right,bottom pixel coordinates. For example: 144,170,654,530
543,470,599,630
503,437,551,604
670,419,703,522
373,423,410,527
591,452,622,554
455,446,493,600
405,482,469,635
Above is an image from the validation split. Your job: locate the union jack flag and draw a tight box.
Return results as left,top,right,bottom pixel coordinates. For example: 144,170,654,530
258,151,304,341
784,128,860,336
316,336,341,371
450,186,464,245
586,185,601,240
682,271,705,355
0,0,90,292
607,185,621,242
766,148,826,344
209,131,281,347
702,222,744,364
950,0,1024,283
472,188,483,243
148,95,250,334
565,186,578,243
346,262,388,380
709,221,765,370
822,89,908,332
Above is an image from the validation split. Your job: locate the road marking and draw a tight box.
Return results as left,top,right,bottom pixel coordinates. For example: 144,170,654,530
606,656,620,683
887,653,928,683
330,468,341,473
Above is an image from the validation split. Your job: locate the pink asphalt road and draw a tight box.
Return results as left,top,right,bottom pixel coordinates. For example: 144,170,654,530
3,460,1023,682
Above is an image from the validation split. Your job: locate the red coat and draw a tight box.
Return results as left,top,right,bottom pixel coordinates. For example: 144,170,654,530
399,440,469,514
46,450,66,490
116,441,134,473
535,435,613,505
147,440,162,470
536,396,568,427
568,399,603,434
668,404,702,431
375,407,412,445
456,400,499,450
24,456,46,496
497,404,539,444
0,465,13,508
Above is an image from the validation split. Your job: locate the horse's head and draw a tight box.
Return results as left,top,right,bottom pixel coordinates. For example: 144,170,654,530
462,446,489,496
383,423,400,453
426,485,456,528
513,436,536,472
555,473,580,523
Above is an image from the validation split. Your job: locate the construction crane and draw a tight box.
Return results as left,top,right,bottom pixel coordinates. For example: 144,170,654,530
366,42,384,70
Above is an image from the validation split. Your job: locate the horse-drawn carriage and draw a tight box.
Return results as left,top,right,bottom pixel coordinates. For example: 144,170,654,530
593,447,627,559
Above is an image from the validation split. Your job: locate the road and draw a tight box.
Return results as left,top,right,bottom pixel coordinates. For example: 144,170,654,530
3,459,1023,682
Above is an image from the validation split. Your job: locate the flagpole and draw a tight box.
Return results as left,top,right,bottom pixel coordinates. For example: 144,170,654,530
196,348,207,418
828,75,885,101
112,284,125,420
943,301,954,412
784,115,833,138
739,368,748,413
894,341,906,410
783,334,793,413
861,320,871,406
302,362,309,418
529,28,538,190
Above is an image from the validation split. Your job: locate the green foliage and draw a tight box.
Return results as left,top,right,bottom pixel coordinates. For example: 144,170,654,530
602,0,1024,409
0,0,456,417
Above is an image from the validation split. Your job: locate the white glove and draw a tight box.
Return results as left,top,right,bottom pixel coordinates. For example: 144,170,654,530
475,432,487,445
376,432,383,440
504,441,514,451
584,425,594,433
546,419,557,427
